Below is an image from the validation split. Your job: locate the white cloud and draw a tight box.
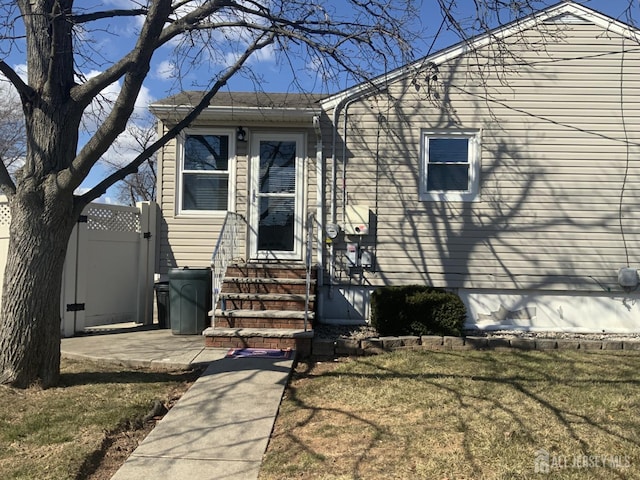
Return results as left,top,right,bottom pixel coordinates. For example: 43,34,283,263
14,64,27,82
162,3,279,72
134,84,155,115
103,121,157,170
250,43,276,64
81,69,156,132
155,60,177,80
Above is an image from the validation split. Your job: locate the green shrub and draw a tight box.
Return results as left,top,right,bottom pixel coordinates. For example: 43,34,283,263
371,285,466,337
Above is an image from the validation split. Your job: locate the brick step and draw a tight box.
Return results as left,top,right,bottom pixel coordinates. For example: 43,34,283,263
220,293,314,301
223,277,312,295
226,263,313,280
214,316,309,329
211,309,314,330
203,327,314,356
211,308,315,320
219,293,315,311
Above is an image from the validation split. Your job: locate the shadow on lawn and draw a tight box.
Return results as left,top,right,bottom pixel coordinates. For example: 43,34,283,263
278,351,640,479
59,367,202,387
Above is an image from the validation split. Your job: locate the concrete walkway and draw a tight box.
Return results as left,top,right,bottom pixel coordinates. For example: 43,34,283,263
61,326,294,480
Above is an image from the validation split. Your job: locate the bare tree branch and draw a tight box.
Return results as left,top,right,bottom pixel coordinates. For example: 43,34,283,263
77,31,276,206
62,0,175,192
0,61,32,99
0,160,16,197
70,8,149,24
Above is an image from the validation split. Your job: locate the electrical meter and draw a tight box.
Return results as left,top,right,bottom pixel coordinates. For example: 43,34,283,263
326,223,340,239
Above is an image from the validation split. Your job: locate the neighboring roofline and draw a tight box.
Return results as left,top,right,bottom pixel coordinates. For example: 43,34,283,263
320,0,640,109
150,104,321,122
150,91,325,122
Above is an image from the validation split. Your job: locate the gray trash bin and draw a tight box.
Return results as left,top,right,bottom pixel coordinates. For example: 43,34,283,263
168,267,211,335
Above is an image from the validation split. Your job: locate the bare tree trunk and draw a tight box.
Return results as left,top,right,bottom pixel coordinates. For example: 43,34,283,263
0,0,420,388
0,188,76,388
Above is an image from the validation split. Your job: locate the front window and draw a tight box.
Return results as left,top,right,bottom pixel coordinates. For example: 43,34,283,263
179,132,233,213
420,130,480,202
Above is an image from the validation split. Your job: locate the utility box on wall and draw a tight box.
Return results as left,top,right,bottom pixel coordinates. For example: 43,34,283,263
345,243,359,267
344,205,370,235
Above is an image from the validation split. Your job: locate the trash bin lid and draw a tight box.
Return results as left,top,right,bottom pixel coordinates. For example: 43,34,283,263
168,267,211,280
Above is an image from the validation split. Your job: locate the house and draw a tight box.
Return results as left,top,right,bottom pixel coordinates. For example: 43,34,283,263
150,0,640,346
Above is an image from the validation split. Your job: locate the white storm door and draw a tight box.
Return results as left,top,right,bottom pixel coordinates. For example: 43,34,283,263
249,133,305,260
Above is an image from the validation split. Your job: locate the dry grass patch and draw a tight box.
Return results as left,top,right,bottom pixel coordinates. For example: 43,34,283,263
0,358,200,480
260,350,640,479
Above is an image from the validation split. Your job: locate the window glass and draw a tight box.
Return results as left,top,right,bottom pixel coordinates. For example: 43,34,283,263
182,174,228,211
421,130,480,202
184,135,229,171
427,164,469,191
429,138,468,164
181,133,230,212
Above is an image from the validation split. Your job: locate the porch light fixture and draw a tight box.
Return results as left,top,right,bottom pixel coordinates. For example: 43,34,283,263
236,127,246,142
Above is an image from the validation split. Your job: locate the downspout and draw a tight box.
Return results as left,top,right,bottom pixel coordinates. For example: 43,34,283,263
313,114,323,269
313,115,324,321
341,99,358,227
329,95,360,297
313,115,324,268
330,96,359,225
330,88,387,225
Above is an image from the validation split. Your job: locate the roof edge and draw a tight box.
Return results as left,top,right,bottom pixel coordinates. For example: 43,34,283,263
150,104,321,122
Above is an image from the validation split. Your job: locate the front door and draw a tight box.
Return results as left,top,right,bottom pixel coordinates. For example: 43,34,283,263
249,133,305,260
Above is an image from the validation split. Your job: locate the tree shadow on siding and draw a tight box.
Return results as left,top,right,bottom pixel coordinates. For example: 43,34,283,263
332,48,638,325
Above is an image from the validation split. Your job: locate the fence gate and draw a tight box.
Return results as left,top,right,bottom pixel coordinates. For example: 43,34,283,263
0,198,157,337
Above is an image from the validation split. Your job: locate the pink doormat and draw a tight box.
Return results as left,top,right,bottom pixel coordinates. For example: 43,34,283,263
225,348,293,359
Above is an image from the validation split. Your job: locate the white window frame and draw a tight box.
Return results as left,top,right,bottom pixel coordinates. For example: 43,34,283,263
176,128,236,216
419,129,481,202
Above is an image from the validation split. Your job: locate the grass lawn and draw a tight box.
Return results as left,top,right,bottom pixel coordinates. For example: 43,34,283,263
260,349,640,479
0,358,200,480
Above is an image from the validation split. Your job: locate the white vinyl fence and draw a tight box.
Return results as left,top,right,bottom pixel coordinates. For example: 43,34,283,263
0,199,157,337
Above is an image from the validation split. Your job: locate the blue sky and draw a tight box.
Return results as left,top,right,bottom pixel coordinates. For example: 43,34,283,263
137,0,637,96
2,0,638,203
119,1,634,98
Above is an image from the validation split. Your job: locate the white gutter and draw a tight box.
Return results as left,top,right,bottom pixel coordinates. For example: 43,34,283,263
150,104,321,123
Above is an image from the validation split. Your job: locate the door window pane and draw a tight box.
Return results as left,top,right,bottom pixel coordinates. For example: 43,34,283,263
259,141,296,193
258,197,295,251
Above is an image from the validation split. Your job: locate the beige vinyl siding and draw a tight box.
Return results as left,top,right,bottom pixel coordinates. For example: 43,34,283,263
157,120,318,274
157,130,229,273
325,21,640,293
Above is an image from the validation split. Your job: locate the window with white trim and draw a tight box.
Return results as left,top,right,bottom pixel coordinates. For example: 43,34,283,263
420,129,480,202
178,132,234,213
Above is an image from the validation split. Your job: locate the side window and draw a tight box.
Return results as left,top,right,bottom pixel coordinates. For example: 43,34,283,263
420,130,480,202
179,133,232,213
